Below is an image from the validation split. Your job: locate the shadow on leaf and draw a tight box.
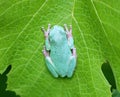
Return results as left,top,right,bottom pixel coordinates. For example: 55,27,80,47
0,65,20,97
101,61,120,97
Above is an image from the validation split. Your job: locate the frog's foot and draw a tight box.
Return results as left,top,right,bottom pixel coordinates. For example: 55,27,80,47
42,46,50,57
64,24,72,38
41,24,51,38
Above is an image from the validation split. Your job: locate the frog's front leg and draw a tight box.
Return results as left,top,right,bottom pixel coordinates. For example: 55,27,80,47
42,47,58,78
64,24,74,49
41,24,51,50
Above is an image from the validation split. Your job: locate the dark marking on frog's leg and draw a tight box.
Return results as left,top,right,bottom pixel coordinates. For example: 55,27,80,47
72,48,77,58
67,56,76,78
41,24,51,50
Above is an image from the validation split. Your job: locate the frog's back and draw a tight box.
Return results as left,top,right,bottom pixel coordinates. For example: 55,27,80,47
50,45,71,77
49,25,72,76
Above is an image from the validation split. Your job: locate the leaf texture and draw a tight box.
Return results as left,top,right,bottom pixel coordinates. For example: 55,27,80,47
0,0,120,97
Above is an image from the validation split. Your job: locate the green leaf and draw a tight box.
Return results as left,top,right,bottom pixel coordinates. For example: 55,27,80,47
0,0,120,97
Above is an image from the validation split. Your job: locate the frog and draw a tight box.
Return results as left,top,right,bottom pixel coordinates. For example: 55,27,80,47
41,24,77,78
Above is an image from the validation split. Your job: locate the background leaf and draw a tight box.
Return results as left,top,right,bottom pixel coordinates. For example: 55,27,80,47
0,0,120,97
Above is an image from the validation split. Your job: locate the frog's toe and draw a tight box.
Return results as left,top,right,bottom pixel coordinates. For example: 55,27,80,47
64,24,67,27
47,24,51,32
69,25,72,33
64,24,68,33
41,27,46,33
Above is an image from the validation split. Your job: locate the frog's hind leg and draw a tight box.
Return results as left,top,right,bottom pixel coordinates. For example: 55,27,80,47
45,57,59,78
67,48,77,78
67,56,76,78
42,48,58,78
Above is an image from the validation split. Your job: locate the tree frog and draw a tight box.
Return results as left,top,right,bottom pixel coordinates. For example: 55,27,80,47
41,24,77,78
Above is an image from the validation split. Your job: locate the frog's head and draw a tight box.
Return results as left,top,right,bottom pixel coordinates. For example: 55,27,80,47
49,25,67,45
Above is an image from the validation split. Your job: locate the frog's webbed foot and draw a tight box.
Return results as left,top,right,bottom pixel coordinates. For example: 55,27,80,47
64,24,72,38
41,24,51,38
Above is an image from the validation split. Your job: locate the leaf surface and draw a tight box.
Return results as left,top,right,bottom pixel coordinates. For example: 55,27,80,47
0,0,120,97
